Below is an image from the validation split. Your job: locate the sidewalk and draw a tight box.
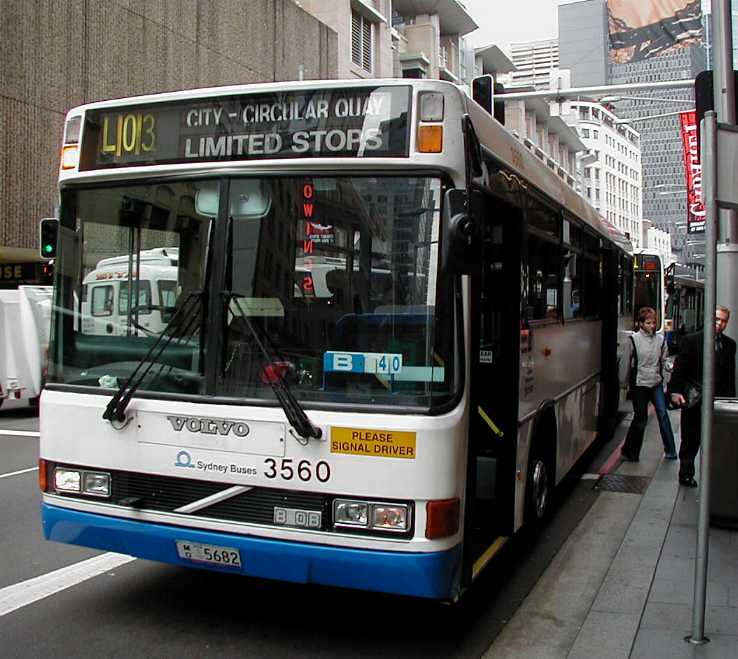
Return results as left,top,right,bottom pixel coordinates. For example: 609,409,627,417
483,410,738,658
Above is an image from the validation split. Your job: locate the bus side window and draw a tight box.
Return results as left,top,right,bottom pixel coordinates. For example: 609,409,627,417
527,233,560,321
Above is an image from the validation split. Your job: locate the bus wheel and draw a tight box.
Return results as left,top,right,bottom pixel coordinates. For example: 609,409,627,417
526,447,552,526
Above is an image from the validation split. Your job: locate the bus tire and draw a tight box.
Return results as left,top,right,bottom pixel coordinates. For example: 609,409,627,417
525,442,553,528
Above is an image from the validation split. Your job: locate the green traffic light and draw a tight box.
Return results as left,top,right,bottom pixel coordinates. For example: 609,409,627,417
43,244,53,254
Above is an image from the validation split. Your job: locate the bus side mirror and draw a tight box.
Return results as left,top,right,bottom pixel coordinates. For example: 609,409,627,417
441,189,480,275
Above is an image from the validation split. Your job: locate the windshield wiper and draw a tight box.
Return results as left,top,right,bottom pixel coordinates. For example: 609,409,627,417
103,291,202,424
226,292,322,443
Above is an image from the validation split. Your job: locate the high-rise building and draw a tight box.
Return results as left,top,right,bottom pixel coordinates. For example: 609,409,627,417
557,0,706,264
607,49,705,265
509,39,560,89
564,101,643,246
558,0,608,87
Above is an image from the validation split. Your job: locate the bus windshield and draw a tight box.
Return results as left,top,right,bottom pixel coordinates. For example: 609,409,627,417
49,175,457,409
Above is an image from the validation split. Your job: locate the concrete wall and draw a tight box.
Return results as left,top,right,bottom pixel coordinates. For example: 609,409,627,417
558,0,608,87
0,0,337,259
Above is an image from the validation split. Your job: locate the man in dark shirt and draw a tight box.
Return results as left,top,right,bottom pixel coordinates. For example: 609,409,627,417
668,305,736,487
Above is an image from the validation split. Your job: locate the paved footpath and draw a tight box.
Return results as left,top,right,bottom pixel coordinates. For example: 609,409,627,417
484,410,738,659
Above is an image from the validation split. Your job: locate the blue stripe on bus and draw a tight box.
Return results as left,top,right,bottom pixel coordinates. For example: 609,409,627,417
42,503,461,599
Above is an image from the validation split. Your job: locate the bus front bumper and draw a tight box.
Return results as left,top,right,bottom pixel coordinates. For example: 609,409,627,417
42,503,461,600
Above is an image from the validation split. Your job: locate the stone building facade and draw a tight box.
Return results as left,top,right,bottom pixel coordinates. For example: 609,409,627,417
0,0,337,263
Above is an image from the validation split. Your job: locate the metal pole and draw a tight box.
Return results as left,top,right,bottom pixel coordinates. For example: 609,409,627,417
497,79,695,101
687,111,718,646
712,0,736,124
712,0,738,343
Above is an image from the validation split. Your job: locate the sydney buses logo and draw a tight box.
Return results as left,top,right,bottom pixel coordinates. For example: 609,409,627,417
166,415,250,437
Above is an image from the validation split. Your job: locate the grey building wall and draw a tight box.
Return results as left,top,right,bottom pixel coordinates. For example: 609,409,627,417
0,0,337,257
609,46,706,261
558,0,608,87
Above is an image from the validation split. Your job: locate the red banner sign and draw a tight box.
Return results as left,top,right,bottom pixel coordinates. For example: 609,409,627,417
679,110,705,234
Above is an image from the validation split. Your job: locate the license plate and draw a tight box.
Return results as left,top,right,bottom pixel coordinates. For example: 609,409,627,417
176,541,242,568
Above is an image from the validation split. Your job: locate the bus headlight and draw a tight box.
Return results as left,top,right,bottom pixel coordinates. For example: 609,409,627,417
334,499,369,527
54,468,81,493
333,499,410,533
83,471,111,497
53,467,111,497
371,504,409,531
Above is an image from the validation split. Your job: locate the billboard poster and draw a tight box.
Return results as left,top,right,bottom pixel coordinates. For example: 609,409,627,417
678,110,705,234
608,0,703,63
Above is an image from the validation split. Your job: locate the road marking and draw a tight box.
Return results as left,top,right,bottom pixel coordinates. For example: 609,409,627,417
0,553,136,617
581,473,600,480
0,430,40,438
0,467,38,479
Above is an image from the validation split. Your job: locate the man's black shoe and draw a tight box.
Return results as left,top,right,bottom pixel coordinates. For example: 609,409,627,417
679,477,698,488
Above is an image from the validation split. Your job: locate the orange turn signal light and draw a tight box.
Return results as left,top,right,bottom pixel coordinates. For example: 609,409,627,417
61,144,79,170
426,497,460,539
417,125,443,153
38,458,48,492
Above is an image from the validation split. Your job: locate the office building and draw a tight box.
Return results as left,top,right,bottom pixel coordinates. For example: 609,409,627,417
509,38,560,90
1,0,337,267
557,0,706,263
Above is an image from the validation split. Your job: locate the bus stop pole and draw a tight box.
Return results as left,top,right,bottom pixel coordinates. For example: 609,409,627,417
688,110,718,645
712,0,738,337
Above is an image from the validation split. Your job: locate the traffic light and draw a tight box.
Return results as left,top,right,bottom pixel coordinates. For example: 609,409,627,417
472,75,494,114
39,218,58,260
471,76,506,125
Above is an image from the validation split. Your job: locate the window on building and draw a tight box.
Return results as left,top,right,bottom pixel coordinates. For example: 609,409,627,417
352,11,373,73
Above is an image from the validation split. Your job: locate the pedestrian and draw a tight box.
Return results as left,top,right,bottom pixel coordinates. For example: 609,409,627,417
668,305,736,487
621,306,677,462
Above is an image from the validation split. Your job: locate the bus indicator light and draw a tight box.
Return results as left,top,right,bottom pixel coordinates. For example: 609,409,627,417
38,459,48,492
61,144,79,170
417,125,443,153
419,92,444,121
426,498,460,539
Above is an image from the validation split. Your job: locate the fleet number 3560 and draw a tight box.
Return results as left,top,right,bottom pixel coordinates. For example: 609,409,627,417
263,458,331,483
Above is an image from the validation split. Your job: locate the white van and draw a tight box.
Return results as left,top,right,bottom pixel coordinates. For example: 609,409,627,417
0,285,53,407
81,248,179,336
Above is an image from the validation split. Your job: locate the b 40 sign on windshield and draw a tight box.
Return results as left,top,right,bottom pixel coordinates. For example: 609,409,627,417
80,86,410,170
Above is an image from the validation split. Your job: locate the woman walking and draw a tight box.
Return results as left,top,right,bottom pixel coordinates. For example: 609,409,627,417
621,306,677,461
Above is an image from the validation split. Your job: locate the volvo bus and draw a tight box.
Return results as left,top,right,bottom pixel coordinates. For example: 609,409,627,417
40,79,632,601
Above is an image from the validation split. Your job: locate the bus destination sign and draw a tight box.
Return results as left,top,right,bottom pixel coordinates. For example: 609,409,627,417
80,86,411,170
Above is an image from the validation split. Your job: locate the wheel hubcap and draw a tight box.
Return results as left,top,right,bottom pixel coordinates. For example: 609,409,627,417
532,460,548,518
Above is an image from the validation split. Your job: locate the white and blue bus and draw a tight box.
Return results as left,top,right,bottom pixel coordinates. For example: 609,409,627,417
41,79,632,601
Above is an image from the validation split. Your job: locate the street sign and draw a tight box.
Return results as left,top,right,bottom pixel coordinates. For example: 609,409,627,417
714,123,738,208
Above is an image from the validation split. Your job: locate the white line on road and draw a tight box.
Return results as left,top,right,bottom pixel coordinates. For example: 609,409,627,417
0,467,38,479
0,553,136,617
0,430,40,437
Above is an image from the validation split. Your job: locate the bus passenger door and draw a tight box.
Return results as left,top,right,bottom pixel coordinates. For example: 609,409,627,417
462,192,523,586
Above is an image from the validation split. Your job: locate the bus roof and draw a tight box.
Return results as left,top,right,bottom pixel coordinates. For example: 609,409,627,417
63,78,455,115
